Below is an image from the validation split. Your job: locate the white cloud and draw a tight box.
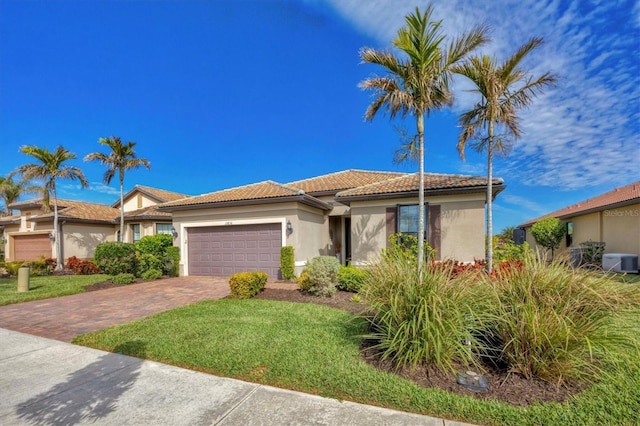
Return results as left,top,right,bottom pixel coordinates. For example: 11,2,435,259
325,0,640,190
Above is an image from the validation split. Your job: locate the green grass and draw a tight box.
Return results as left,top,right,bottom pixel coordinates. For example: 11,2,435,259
0,274,108,305
74,299,640,425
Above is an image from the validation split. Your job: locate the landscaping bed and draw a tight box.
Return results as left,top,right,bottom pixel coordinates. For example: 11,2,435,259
256,287,584,406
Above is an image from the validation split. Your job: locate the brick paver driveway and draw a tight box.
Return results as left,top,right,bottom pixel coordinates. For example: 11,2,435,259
0,277,230,342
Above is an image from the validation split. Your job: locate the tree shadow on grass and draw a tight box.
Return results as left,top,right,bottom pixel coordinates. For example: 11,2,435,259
16,341,146,425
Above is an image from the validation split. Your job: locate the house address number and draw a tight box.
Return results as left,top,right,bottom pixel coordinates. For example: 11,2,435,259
225,221,233,225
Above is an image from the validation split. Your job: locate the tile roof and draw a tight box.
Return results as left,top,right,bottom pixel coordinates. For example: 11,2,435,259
336,173,504,199
287,169,406,194
159,180,330,210
27,199,121,223
519,181,640,227
136,185,189,202
124,205,172,219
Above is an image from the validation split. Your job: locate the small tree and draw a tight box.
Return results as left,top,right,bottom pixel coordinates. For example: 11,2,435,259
531,217,566,258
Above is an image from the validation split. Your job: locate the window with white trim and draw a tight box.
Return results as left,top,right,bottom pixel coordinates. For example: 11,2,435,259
131,224,141,243
156,223,173,235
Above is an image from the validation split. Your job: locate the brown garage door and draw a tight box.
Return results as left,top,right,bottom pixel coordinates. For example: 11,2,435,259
13,234,51,261
188,223,282,278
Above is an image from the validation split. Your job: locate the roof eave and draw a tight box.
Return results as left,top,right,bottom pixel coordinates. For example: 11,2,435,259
519,197,640,228
159,194,332,212
336,184,503,205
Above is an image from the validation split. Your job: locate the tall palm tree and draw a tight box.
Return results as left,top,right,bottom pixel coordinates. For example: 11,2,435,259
84,136,150,242
13,145,88,270
0,176,40,215
359,5,487,272
454,38,557,272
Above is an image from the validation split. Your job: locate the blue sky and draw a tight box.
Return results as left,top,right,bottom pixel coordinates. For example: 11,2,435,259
1,0,638,232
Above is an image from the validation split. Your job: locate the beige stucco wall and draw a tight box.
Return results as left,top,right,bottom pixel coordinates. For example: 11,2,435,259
523,202,640,256
61,223,116,259
120,193,158,212
170,202,328,276
440,199,486,261
348,193,486,265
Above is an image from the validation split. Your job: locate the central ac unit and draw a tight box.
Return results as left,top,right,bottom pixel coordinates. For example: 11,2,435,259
602,253,639,273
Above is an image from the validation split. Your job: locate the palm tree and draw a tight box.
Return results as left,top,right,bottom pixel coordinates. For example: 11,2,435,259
84,136,150,242
12,145,89,270
0,176,40,215
359,5,487,272
454,38,557,272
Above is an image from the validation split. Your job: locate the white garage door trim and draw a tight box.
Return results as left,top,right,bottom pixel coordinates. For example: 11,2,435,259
180,218,286,276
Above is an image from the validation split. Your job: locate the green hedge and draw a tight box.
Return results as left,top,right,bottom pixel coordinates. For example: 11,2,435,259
95,242,137,275
280,246,295,280
135,234,173,257
110,273,136,285
229,271,268,299
166,246,180,277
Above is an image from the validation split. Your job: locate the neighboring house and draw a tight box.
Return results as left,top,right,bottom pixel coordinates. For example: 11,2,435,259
114,185,188,243
0,185,188,262
518,181,640,256
158,169,505,278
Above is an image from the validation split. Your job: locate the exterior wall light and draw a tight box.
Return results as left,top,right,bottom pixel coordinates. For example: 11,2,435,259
286,220,293,236
49,232,55,241
171,226,178,239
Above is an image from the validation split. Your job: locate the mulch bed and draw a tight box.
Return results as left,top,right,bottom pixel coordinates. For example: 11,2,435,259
84,281,586,406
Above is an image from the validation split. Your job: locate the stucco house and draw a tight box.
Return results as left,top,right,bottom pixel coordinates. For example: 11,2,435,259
158,169,505,278
0,185,187,262
518,181,640,257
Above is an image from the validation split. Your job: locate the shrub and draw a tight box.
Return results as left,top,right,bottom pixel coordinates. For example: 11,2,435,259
135,253,164,278
229,271,268,299
28,257,52,276
141,268,163,280
280,246,295,280
65,256,101,275
95,242,137,275
579,240,606,267
337,265,368,292
3,261,25,276
360,249,488,372
531,217,566,257
110,273,136,285
297,271,311,291
299,256,340,297
135,234,173,257
494,241,529,262
165,246,180,277
480,252,640,384
382,233,435,266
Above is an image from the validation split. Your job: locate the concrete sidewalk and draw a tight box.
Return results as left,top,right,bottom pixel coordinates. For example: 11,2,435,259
0,328,474,426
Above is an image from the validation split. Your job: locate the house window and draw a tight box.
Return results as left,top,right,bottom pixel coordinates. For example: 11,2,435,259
397,204,427,239
131,224,141,243
25,212,31,229
156,223,173,235
566,222,573,247
137,194,143,209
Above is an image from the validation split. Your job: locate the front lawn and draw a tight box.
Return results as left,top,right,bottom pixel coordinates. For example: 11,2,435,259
0,274,108,305
73,298,640,426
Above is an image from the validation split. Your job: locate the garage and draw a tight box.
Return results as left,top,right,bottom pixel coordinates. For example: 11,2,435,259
12,234,52,261
187,223,282,278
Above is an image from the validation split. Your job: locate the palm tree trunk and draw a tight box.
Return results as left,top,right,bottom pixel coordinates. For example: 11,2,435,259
417,112,425,277
119,174,124,243
486,122,494,273
52,181,63,271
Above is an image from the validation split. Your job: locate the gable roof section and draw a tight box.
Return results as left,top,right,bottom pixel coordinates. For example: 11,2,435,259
8,198,120,224
335,172,505,203
519,181,640,227
158,180,332,211
287,169,406,195
124,205,172,220
112,185,189,208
